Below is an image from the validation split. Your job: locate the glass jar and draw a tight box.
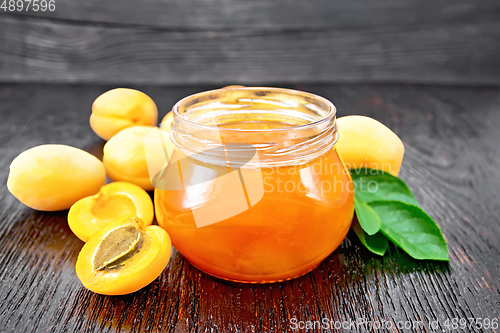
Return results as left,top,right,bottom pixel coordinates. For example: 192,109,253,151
154,87,354,283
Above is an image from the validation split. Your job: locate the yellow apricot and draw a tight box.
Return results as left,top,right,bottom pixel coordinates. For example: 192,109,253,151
76,215,171,295
90,88,158,141
160,112,173,132
221,85,245,89
103,126,173,191
68,182,154,242
7,145,106,211
336,115,404,176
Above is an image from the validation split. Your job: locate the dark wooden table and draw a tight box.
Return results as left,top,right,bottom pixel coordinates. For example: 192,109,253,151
0,83,498,332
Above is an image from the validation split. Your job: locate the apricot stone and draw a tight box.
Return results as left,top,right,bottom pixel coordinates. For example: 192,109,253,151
7,144,106,211
90,88,158,141
335,115,404,176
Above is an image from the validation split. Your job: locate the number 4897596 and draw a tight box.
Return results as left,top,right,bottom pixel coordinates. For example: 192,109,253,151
1,0,55,11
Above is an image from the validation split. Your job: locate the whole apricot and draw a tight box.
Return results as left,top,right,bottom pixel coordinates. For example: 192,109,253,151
335,115,404,176
7,145,106,211
103,126,173,191
221,85,245,89
76,215,171,295
160,112,173,132
68,181,154,242
90,88,158,141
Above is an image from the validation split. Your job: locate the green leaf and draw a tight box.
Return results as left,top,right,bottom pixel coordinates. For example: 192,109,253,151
350,168,420,207
371,201,449,261
352,218,388,256
354,197,381,235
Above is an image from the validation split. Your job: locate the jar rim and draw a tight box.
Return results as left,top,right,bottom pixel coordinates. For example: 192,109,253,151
169,87,338,167
172,87,336,134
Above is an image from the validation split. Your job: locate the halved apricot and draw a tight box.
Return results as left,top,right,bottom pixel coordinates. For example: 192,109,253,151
90,88,158,141
336,115,405,176
68,182,154,242
76,215,171,295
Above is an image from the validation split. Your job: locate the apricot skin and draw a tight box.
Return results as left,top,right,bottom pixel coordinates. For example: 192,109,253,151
75,215,171,295
68,181,154,242
103,126,169,191
335,115,404,176
90,88,158,141
7,145,106,211
221,85,245,89
160,112,173,132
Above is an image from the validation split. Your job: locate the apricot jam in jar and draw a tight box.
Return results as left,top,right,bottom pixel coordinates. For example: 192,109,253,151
154,87,354,283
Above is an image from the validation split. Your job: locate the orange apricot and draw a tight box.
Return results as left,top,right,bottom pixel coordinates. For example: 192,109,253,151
221,85,245,89
335,115,404,176
68,182,154,242
103,126,172,191
90,88,158,141
7,144,105,211
160,111,173,132
76,215,171,295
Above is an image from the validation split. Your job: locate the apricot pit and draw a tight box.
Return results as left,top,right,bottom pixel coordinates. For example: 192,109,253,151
94,225,142,271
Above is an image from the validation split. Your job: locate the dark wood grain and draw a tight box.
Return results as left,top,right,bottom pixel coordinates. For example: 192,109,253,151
0,83,499,332
1,2,500,85
5,0,499,30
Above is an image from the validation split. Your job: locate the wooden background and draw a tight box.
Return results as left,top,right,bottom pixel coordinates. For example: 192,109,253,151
0,83,499,332
1,0,499,332
1,0,500,85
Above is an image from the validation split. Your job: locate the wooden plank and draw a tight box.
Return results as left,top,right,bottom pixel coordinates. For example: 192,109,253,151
3,0,500,29
0,83,499,332
1,16,500,85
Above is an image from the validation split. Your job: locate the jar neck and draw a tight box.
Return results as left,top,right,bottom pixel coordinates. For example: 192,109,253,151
170,87,337,168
